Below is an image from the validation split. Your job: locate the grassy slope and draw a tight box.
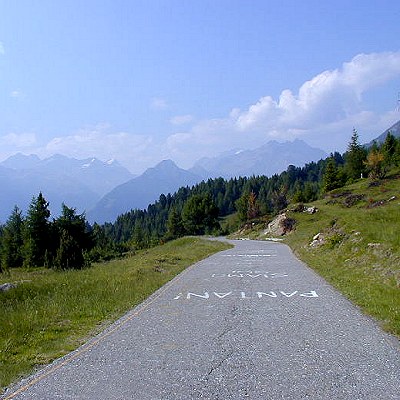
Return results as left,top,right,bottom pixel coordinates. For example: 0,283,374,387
235,171,400,337
285,173,400,336
0,237,232,392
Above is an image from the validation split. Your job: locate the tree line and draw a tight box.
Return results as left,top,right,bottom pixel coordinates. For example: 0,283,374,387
1,131,399,272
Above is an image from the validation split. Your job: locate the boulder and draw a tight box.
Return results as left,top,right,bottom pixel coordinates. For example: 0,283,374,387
265,213,296,236
0,283,16,292
310,232,325,247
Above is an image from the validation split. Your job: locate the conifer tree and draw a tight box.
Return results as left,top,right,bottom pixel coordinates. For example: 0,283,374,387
345,129,367,180
165,207,184,240
235,192,250,222
133,220,145,249
53,204,92,269
23,193,51,268
382,132,397,166
54,228,85,270
182,194,219,235
1,206,24,271
323,158,340,192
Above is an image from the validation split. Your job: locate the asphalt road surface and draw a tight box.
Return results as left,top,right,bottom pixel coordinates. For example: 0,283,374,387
3,239,400,399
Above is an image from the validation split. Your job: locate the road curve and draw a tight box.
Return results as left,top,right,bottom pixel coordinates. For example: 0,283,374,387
3,239,400,399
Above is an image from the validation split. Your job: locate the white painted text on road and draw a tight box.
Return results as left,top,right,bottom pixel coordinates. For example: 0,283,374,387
173,290,319,300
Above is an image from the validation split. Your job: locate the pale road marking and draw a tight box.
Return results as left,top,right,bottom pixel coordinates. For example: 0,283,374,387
221,254,276,257
173,290,319,300
211,272,288,278
2,258,198,400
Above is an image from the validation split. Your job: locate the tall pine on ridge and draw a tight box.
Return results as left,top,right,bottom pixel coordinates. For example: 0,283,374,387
23,193,51,268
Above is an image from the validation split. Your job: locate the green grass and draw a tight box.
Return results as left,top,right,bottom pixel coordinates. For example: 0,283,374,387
0,237,232,392
283,173,400,337
231,170,400,338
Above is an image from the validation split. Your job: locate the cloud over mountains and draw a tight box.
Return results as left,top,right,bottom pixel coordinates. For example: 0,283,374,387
165,52,400,167
235,52,400,131
2,52,400,174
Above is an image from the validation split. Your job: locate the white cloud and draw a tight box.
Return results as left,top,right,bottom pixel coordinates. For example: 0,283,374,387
170,114,194,125
150,97,168,110
0,132,38,162
235,52,400,134
0,42,4,55
162,52,400,165
0,132,37,148
10,90,26,99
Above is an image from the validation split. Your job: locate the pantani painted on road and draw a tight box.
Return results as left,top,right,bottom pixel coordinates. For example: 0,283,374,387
221,254,277,257
211,270,288,279
173,290,319,300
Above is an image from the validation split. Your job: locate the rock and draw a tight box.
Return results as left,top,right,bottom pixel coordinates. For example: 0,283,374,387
0,283,16,292
313,233,321,241
367,243,381,248
310,232,325,247
343,194,365,207
264,213,296,236
305,206,318,214
264,237,284,242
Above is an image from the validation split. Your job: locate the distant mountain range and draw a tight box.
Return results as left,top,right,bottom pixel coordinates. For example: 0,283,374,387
191,139,327,179
3,119,398,225
88,139,327,223
0,154,133,222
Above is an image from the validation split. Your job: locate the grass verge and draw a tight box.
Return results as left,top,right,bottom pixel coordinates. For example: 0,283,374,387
230,171,400,338
284,174,400,337
0,237,231,392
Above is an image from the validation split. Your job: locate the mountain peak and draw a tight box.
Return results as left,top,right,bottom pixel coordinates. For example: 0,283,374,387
1,153,41,170
154,159,178,169
88,159,202,223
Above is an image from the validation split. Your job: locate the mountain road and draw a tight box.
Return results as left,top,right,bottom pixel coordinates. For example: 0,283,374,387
3,239,400,399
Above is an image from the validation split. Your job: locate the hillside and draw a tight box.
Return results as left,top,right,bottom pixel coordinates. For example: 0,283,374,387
232,170,400,336
88,160,203,223
367,119,400,145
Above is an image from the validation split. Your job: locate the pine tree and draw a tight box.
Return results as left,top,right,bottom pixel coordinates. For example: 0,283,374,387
235,192,250,223
182,194,219,235
23,193,51,268
53,204,93,269
1,206,24,271
165,207,184,240
132,220,145,249
323,158,340,192
271,186,288,213
54,228,85,270
382,132,397,167
345,129,367,180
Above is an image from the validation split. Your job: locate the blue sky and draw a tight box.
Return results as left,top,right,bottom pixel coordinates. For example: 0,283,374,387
1,0,400,173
